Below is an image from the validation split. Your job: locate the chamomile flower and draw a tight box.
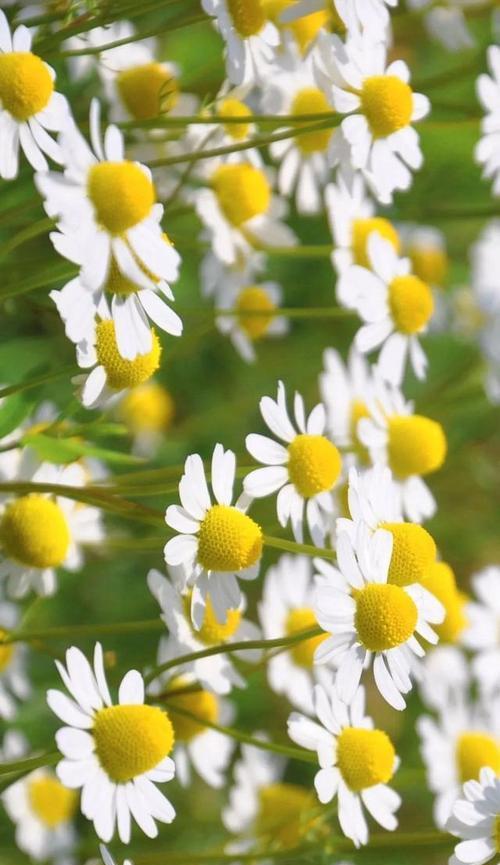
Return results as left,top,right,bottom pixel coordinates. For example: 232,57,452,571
0,10,70,179
319,346,373,455
165,444,263,628
315,32,430,202
118,382,175,457
421,562,469,646
148,566,261,695
419,645,470,713
262,0,332,54
461,567,500,696
476,45,500,197
186,83,262,169
447,767,500,865
200,249,267,299
201,0,280,86
281,0,396,38
314,525,445,710
338,233,434,385
244,381,342,544
216,278,287,363
357,376,447,521
36,99,181,359
0,601,30,719
405,225,449,288
47,643,176,843
288,683,401,847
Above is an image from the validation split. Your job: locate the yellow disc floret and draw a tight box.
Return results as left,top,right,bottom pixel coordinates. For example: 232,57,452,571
352,218,401,269
0,52,53,121
409,244,448,287
336,727,396,791
0,629,14,673
117,63,179,120
290,87,333,154
421,562,468,643
455,732,500,784
387,415,447,479
119,383,175,434
381,522,437,587
168,678,218,741
236,285,276,340
0,495,70,569
87,161,155,235
288,434,342,498
93,703,174,783
360,75,414,138
218,98,253,141
355,583,417,651
285,607,327,668
227,0,266,36
28,774,78,828
95,320,161,391
212,164,270,227
262,0,331,51
197,504,263,572
185,592,242,644
389,275,434,335
256,782,316,847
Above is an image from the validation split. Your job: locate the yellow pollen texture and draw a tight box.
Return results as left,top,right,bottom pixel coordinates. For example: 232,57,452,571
93,703,174,783
185,592,242,644
218,98,253,140
28,774,77,828
285,607,327,668
410,244,448,287
95,320,161,390
261,1,330,52
388,415,447,479
0,52,53,121
381,522,437,587
119,383,175,434
290,87,333,154
389,275,434,335
117,63,179,120
360,75,413,138
355,583,417,651
236,285,275,339
351,218,400,268
197,504,263,572
421,562,468,643
288,434,342,498
0,494,70,569
87,161,155,235
256,782,316,847
455,732,500,784
168,678,218,741
212,164,271,227
337,727,396,791
227,0,266,36
0,629,14,673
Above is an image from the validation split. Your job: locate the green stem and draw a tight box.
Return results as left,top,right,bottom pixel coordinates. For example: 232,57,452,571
0,367,79,399
121,110,338,130
5,619,164,644
0,751,58,778
213,306,349,319
0,218,56,260
59,11,206,56
263,535,335,560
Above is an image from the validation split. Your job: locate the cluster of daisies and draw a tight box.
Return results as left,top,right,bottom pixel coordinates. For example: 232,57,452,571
0,2,500,865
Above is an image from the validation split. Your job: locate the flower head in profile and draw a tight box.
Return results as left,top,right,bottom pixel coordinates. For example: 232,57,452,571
215,276,287,363
281,0,396,40
47,643,176,843
475,45,500,197
288,682,401,847
447,768,500,865
319,346,373,456
201,0,279,85
0,601,30,720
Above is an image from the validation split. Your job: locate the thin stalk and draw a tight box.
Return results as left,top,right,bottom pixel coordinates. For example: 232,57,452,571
5,619,164,644
263,535,335,559
121,111,338,130
0,218,56,260
0,751,58,778
213,306,349,319
0,367,79,399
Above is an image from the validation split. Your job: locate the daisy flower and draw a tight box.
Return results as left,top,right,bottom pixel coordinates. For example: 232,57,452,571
36,99,181,360
200,249,267,299
338,233,435,386
313,525,445,710
476,45,500,196
186,83,262,169
148,566,261,695
319,346,373,455
281,0,397,39
201,0,279,86
420,561,469,646
244,381,342,544
0,601,30,719
404,225,449,289
447,767,500,865
259,0,332,54
419,645,470,714
0,460,103,598
357,375,447,522
0,10,70,179
118,382,175,457
216,277,287,363
47,643,176,843
288,682,401,847
461,567,500,696
315,32,430,202
164,444,263,629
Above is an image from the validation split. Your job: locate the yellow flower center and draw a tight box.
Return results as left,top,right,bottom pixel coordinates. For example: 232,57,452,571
285,607,327,668
336,727,396,791
226,0,266,36
350,398,370,461
28,774,77,828
87,161,155,235
262,0,343,49
93,703,174,783
217,97,253,141
409,244,448,287
197,504,263,572
381,522,436,587
455,732,500,784
360,75,414,138
0,495,70,569
351,218,401,269
95,320,161,391
212,164,271,227
256,783,316,847
235,285,276,340
117,62,179,120
287,434,342,498
185,592,243,644
290,87,333,154
119,383,174,434
389,275,434,335
387,415,447,479
168,677,218,741
421,562,468,644
104,236,169,296
0,629,14,673
355,583,417,651
0,52,53,121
